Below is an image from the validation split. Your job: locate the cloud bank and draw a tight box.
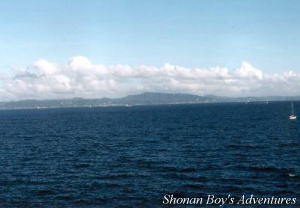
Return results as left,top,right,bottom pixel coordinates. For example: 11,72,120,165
1,56,300,101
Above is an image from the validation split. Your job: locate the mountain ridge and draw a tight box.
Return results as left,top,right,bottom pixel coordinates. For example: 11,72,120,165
0,92,300,109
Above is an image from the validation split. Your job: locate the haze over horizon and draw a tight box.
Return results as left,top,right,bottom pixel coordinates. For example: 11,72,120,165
1,0,300,101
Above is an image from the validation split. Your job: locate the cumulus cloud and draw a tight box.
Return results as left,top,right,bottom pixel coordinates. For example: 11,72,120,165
1,56,300,101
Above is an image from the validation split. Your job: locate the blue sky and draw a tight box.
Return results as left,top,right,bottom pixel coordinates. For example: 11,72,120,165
0,0,300,73
1,0,300,100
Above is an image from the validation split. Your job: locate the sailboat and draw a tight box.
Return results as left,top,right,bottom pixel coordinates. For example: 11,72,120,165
289,102,297,120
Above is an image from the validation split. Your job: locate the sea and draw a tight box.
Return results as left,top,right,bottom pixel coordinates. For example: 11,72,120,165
0,102,299,207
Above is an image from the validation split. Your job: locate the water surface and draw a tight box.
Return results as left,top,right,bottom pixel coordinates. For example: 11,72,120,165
0,102,299,207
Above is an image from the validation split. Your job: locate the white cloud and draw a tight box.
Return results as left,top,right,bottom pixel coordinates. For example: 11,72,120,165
235,62,263,80
32,59,59,75
0,56,300,101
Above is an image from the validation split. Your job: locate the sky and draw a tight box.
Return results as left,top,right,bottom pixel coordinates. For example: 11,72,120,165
0,0,300,100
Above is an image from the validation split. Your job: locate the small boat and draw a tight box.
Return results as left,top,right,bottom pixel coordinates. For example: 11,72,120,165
289,102,297,120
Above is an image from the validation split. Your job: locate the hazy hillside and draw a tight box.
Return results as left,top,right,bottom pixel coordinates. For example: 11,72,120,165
0,92,299,109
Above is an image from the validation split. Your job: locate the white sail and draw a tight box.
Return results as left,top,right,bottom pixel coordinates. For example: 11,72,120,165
289,102,297,120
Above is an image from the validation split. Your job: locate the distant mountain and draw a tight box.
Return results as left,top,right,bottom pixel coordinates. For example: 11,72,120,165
115,92,214,105
0,92,299,109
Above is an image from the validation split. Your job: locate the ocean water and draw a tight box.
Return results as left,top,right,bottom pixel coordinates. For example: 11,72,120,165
0,102,299,207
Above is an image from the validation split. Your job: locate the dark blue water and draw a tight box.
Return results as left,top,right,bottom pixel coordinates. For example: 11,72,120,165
0,102,299,207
